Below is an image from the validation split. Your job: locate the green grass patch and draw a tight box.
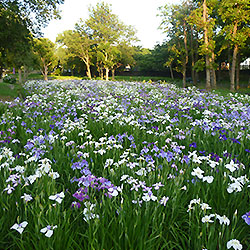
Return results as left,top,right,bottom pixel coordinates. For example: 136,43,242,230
0,82,20,100
0,81,28,101
113,75,174,83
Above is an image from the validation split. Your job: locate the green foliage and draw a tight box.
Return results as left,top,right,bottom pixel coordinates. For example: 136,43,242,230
56,30,94,79
85,2,128,44
218,0,250,50
33,38,58,80
3,75,16,84
0,2,33,78
1,0,64,34
194,58,206,72
0,0,64,80
82,1,138,79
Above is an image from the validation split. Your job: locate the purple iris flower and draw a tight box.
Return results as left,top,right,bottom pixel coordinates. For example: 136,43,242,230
189,142,197,148
73,188,89,202
230,138,241,144
159,150,167,158
71,201,81,209
166,151,174,162
242,211,250,225
128,135,134,141
21,121,26,127
220,134,227,140
71,160,89,170
24,141,34,150
145,155,153,163
141,146,149,154
151,145,159,152
81,167,91,175
182,155,190,164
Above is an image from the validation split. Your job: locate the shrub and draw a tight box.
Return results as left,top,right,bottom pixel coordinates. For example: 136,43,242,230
3,75,16,84
53,68,62,76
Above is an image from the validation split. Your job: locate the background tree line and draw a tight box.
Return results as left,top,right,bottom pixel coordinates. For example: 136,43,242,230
158,0,250,91
1,0,249,91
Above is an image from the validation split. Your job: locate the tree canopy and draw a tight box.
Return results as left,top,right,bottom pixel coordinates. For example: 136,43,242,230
0,0,64,80
56,2,138,80
2,0,249,89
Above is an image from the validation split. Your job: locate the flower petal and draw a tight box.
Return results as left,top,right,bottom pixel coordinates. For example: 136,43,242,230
40,227,47,233
20,221,28,228
10,223,18,230
45,229,53,238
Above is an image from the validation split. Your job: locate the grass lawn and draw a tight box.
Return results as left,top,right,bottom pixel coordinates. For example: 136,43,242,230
0,82,21,101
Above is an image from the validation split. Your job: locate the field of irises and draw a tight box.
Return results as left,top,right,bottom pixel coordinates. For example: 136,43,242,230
0,79,250,250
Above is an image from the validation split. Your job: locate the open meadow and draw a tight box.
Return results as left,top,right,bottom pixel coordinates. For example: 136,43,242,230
0,79,250,249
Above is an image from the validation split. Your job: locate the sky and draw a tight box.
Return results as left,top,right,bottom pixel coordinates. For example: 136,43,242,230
42,0,178,49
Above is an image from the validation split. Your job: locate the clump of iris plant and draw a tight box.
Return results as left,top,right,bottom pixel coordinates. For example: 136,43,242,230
71,164,118,204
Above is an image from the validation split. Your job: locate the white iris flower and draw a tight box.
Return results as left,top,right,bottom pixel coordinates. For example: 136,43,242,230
49,191,65,204
40,225,57,238
11,221,28,234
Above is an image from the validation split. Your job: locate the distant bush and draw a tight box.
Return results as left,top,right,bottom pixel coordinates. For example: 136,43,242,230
3,75,16,84
53,68,62,76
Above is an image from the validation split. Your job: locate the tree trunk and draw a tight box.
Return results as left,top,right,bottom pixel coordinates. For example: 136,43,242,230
0,66,3,79
212,69,216,88
43,65,48,81
211,52,216,88
183,20,188,87
100,68,103,80
228,48,232,82
231,44,238,92
23,65,29,83
82,55,92,79
203,0,211,90
105,68,109,81
170,64,174,79
230,22,238,92
182,69,186,88
112,69,115,80
18,68,22,84
191,58,195,85
194,40,199,86
86,63,92,79
205,58,211,90
190,26,196,85
236,52,240,90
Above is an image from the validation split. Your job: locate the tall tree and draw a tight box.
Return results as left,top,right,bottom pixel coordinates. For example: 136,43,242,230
1,0,64,34
218,0,250,91
0,2,31,79
0,0,64,79
84,2,138,80
188,0,217,90
111,43,136,79
56,30,94,79
159,1,191,88
33,38,57,81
